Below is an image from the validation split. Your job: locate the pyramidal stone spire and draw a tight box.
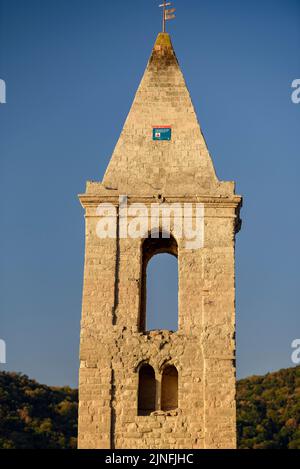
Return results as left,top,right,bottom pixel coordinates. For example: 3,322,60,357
90,33,235,197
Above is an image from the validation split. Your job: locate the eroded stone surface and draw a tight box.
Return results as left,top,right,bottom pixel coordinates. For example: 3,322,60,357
78,32,242,450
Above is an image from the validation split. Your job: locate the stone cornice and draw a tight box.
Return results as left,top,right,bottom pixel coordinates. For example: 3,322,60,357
79,194,243,210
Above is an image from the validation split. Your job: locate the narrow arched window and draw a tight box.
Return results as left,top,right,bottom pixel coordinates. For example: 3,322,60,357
138,364,156,416
139,233,178,332
161,365,178,411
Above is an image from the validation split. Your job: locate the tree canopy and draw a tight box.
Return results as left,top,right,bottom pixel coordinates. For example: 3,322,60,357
237,366,300,449
0,372,77,449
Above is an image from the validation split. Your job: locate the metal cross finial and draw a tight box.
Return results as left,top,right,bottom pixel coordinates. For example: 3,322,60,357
159,1,176,33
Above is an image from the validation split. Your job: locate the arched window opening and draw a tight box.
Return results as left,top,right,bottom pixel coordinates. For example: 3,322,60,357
161,365,178,411
138,364,156,416
139,233,178,332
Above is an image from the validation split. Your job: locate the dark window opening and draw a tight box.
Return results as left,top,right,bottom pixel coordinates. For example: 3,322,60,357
138,364,156,416
161,365,178,411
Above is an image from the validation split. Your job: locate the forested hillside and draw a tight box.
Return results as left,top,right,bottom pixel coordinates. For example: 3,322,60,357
0,372,77,449
237,366,300,449
0,366,299,449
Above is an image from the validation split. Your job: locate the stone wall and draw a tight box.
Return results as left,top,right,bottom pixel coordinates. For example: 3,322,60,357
78,197,240,449
78,31,242,449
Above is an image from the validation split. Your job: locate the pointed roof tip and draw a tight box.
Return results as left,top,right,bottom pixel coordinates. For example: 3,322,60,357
153,32,175,53
150,32,177,65
154,32,173,48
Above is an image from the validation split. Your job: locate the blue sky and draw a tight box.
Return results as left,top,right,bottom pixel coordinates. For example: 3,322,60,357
0,0,299,387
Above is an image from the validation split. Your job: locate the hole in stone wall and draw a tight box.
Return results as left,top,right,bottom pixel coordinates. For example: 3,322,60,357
138,364,156,416
139,233,178,332
161,365,178,411
146,254,178,331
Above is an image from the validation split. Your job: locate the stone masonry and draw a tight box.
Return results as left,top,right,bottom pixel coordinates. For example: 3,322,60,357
78,33,242,449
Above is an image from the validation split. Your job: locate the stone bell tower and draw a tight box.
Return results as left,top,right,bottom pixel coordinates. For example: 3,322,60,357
78,32,242,449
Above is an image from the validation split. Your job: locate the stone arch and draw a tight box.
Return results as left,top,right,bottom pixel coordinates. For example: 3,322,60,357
138,363,156,416
139,230,178,332
161,364,178,411
158,356,180,373
134,357,152,373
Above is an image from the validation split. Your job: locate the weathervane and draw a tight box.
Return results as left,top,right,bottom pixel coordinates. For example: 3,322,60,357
159,0,176,33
